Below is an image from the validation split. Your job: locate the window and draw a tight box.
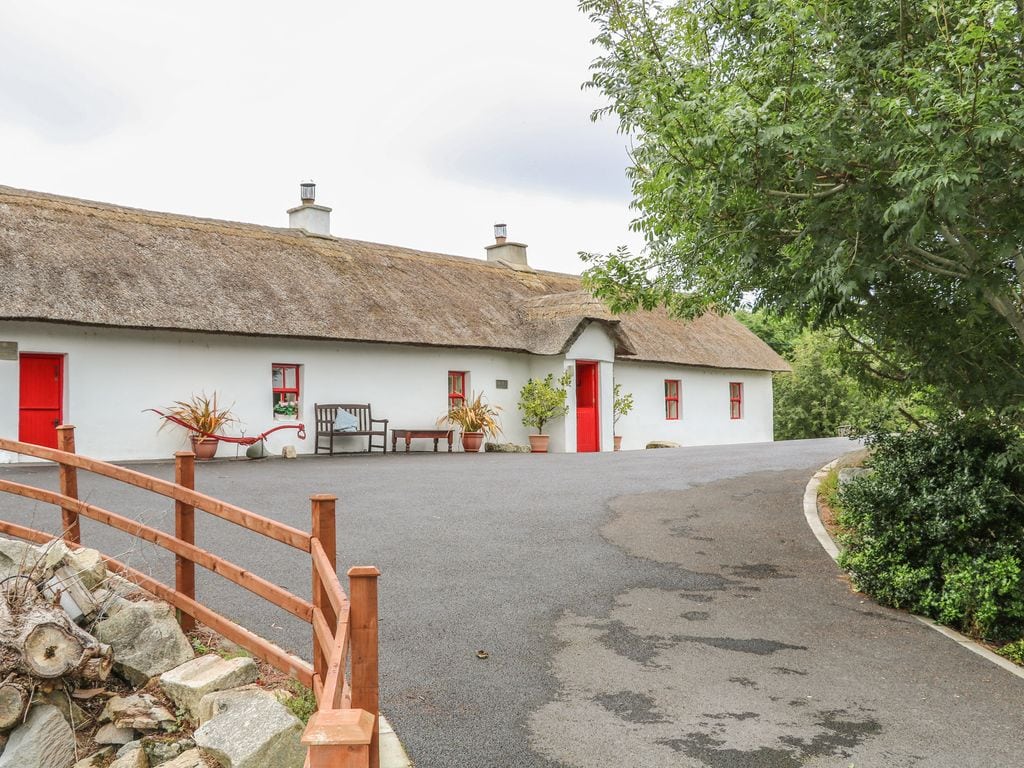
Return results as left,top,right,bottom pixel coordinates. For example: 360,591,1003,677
448,371,466,410
272,363,300,417
665,379,680,420
729,382,743,419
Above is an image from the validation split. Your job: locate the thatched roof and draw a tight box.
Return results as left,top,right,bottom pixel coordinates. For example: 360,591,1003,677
0,186,789,372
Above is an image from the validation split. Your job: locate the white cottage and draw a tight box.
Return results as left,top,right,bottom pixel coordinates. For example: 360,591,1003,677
0,184,789,462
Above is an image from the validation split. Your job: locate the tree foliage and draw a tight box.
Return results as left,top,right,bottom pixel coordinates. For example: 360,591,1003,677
518,371,574,434
580,0,1024,422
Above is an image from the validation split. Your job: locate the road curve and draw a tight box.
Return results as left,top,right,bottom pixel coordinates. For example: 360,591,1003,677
1,438,1021,766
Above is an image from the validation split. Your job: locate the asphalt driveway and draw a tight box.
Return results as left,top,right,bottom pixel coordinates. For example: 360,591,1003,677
1,438,1022,766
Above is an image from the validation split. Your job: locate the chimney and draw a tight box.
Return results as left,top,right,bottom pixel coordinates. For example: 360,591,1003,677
287,180,332,236
485,223,529,267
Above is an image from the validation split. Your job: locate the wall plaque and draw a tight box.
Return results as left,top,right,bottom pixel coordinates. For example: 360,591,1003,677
0,342,17,361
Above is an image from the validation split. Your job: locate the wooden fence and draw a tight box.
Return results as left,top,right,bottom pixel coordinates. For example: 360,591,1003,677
0,426,379,768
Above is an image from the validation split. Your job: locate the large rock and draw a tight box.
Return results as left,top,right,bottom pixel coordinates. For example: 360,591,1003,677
0,536,35,577
142,736,196,766
101,693,176,731
160,654,258,720
196,684,279,725
0,704,76,768
40,689,91,731
646,440,681,449
72,747,115,768
194,694,306,768
93,599,194,686
108,746,147,768
157,749,206,768
484,442,531,453
63,546,107,590
95,723,137,745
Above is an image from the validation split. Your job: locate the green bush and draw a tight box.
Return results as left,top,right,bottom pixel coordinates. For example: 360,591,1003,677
997,639,1024,666
836,421,1024,642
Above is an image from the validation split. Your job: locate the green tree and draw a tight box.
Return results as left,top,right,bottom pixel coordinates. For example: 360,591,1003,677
518,371,574,434
580,0,1024,423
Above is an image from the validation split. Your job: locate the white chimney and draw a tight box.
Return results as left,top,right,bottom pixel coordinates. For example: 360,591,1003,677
485,223,529,267
287,181,332,236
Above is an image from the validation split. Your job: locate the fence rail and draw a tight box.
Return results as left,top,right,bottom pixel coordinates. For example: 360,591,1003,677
0,428,379,768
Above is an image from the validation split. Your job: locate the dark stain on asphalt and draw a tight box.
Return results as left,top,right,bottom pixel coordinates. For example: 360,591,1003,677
769,666,808,676
682,611,711,621
593,691,669,724
850,607,911,624
659,732,803,767
725,563,795,580
728,676,760,689
778,709,883,758
679,592,714,604
589,620,676,666
677,635,808,655
703,711,759,721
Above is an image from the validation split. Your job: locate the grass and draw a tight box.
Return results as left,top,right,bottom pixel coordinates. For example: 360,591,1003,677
996,639,1024,666
283,680,317,724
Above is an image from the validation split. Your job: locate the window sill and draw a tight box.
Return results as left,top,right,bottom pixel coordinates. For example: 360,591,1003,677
273,413,301,422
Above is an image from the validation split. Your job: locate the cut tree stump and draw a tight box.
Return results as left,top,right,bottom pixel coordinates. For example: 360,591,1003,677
0,577,113,731
0,677,29,730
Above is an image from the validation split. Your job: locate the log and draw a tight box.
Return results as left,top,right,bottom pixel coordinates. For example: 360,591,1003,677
24,623,84,679
0,678,29,730
0,579,112,687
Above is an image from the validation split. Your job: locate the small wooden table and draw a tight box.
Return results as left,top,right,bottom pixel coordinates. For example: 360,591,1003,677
391,429,454,453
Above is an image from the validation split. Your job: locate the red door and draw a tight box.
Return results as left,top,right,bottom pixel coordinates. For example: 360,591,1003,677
575,361,600,452
19,354,64,448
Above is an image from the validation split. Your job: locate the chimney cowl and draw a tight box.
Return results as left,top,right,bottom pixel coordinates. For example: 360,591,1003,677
299,180,316,204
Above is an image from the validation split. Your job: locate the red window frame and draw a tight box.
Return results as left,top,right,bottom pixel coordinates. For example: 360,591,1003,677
729,382,743,420
448,371,466,410
665,379,680,420
272,363,300,407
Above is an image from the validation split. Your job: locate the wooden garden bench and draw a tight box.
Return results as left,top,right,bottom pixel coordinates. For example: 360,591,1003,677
314,404,389,454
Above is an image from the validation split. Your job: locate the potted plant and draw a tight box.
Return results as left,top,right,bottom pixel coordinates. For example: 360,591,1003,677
517,370,573,453
158,392,236,460
612,383,634,451
438,391,502,452
273,399,299,420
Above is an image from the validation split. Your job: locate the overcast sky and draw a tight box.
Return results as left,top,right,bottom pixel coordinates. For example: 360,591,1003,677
0,1,642,275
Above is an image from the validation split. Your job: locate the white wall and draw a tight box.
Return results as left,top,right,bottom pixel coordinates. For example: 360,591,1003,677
0,322,551,461
611,361,774,450
0,321,775,462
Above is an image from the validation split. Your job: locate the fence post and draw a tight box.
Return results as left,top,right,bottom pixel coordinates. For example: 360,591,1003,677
303,708,375,768
175,451,196,632
56,425,81,546
349,566,380,768
311,494,338,685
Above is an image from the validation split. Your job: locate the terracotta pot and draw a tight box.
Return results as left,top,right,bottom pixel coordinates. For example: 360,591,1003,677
528,434,550,453
613,435,622,452
461,431,484,453
189,435,219,460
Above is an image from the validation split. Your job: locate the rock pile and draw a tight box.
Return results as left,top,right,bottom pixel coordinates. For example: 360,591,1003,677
0,536,308,768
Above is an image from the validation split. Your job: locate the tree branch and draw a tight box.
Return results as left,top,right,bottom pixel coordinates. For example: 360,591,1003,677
765,183,847,200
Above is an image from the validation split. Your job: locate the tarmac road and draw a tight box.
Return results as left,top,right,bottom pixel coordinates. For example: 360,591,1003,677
1,438,1022,767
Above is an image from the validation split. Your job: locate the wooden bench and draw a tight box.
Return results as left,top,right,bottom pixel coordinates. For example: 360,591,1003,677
314,404,389,454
